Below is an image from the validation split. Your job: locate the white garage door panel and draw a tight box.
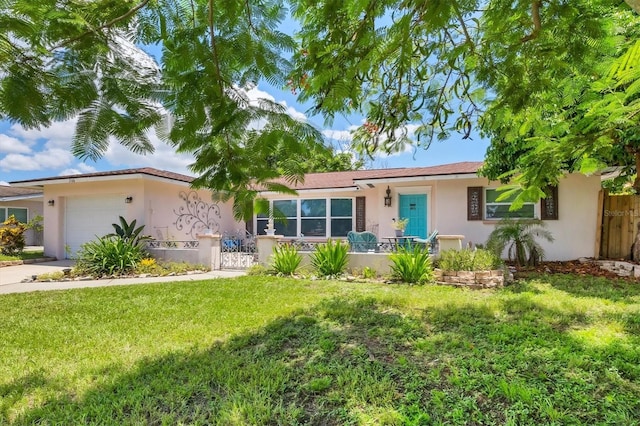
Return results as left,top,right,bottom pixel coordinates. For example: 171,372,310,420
65,195,127,257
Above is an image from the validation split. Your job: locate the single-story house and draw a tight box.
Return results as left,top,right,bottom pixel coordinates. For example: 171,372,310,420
10,168,239,259
10,161,601,261
0,185,43,246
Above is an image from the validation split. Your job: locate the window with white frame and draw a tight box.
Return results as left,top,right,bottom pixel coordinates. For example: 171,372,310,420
256,198,353,237
0,207,28,224
484,189,535,220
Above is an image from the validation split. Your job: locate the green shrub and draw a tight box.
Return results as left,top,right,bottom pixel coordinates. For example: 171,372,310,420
108,216,151,246
246,264,272,276
0,215,26,255
75,235,146,277
388,246,433,284
436,248,503,271
486,219,553,267
271,244,302,275
311,239,349,277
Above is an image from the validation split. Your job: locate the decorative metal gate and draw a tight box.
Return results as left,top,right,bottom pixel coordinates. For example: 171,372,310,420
221,230,257,269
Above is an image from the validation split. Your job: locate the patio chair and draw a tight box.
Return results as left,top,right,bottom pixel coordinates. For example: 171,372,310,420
347,231,378,252
413,229,439,252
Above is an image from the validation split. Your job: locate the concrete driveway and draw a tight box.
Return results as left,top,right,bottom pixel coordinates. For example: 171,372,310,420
0,261,245,295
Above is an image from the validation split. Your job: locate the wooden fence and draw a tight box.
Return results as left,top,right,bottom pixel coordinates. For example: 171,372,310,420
599,191,640,259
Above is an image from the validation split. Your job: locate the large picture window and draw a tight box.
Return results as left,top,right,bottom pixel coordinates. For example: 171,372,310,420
257,198,353,237
484,189,535,220
0,207,28,223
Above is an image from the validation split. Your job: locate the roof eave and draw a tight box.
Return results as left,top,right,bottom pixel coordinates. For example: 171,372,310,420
11,173,192,187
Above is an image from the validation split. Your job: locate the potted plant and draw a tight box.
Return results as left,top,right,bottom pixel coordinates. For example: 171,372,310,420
392,218,409,237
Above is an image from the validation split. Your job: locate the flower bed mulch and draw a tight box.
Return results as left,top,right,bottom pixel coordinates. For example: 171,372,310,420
515,260,636,280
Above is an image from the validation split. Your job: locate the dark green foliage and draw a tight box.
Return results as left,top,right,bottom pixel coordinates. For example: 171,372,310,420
108,216,151,246
388,246,433,284
436,248,503,272
75,235,146,277
486,219,554,267
310,239,349,277
271,244,302,275
0,215,26,255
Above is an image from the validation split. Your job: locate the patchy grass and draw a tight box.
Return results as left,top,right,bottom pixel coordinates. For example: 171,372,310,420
1,274,639,424
0,251,45,261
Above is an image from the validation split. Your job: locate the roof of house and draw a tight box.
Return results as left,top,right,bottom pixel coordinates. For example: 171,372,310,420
276,161,483,191
10,167,195,187
9,161,483,190
0,185,43,201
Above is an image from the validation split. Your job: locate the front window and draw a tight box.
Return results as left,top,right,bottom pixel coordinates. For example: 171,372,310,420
256,198,353,237
0,207,28,223
485,189,535,220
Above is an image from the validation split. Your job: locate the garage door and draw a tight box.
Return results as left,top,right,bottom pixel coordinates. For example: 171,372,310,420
65,195,127,258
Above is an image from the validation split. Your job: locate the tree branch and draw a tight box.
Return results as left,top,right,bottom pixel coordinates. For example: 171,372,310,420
521,0,542,43
625,0,640,14
208,0,223,90
52,0,150,50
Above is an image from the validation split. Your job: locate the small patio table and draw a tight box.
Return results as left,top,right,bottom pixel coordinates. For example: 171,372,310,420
383,236,417,251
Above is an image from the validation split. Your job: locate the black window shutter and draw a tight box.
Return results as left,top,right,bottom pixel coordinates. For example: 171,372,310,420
541,186,559,220
467,187,483,221
355,197,366,232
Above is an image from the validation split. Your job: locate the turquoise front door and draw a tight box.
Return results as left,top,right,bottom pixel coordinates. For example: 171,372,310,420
399,194,427,238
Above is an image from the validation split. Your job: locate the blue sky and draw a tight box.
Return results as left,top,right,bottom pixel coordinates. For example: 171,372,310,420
0,42,489,185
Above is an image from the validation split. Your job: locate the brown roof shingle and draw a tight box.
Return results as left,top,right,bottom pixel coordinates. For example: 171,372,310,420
0,185,42,197
10,167,195,185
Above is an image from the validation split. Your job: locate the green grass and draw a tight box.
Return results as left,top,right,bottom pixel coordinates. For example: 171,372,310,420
1,274,639,424
0,251,45,261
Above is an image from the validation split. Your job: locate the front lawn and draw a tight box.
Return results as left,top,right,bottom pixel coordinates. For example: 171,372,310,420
1,274,639,424
0,251,45,261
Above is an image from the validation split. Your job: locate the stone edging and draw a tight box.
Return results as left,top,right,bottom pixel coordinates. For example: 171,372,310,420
434,268,505,288
0,257,57,268
578,257,640,278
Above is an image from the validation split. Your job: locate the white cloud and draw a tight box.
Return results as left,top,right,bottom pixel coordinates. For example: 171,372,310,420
59,163,96,176
322,129,355,142
104,134,194,175
0,135,32,154
8,118,76,150
0,148,74,172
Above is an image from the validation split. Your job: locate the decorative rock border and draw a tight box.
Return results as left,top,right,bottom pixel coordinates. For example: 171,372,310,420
578,257,640,278
434,268,505,288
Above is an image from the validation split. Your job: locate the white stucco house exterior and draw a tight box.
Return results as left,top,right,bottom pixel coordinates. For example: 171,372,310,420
10,161,601,261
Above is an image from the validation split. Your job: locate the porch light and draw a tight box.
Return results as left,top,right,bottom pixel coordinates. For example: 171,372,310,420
125,196,133,204
48,199,55,206
384,186,392,207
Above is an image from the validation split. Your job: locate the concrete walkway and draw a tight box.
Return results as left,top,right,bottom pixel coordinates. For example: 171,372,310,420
0,261,246,295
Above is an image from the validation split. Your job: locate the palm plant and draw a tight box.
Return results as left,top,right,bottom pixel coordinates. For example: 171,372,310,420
486,219,554,267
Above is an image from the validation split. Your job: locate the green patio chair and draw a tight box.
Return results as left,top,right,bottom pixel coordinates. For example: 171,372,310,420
347,231,378,252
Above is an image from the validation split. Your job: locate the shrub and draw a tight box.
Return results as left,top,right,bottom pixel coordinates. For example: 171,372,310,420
436,248,503,272
108,216,151,246
75,235,146,277
271,244,302,275
388,246,433,284
0,215,26,255
246,264,272,276
311,239,349,277
486,219,553,266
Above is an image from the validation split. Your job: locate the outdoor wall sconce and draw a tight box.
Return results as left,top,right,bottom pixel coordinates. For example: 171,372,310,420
125,196,133,204
48,199,55,206
384,186,392,207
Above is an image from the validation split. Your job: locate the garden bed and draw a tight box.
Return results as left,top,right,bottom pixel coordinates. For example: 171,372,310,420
434,268,505,288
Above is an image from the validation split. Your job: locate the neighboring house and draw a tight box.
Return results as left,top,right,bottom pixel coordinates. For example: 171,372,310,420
11,161,601,261
0,185,43,246
254,161,601,261
10,168,239,259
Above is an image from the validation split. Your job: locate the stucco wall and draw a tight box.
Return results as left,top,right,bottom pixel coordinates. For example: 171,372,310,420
42,176,239,259
434,174,601,261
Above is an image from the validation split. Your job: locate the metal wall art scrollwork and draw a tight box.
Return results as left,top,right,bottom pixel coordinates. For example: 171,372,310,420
173,191,221,238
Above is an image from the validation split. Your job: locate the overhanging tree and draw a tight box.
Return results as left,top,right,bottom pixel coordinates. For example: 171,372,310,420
3,0,640,211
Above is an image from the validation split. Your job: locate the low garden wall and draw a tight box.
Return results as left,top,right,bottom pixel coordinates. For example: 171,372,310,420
434,269,504,288
147,248,199,265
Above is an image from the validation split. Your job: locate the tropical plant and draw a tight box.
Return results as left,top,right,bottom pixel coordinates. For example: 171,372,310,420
388,246,433,284
391,218,409,231
75,235,146,277
310,239,349,277
271,244,302,275
486,219,554,267
0,215,26,255
108,216,151,246
436,249,503,272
